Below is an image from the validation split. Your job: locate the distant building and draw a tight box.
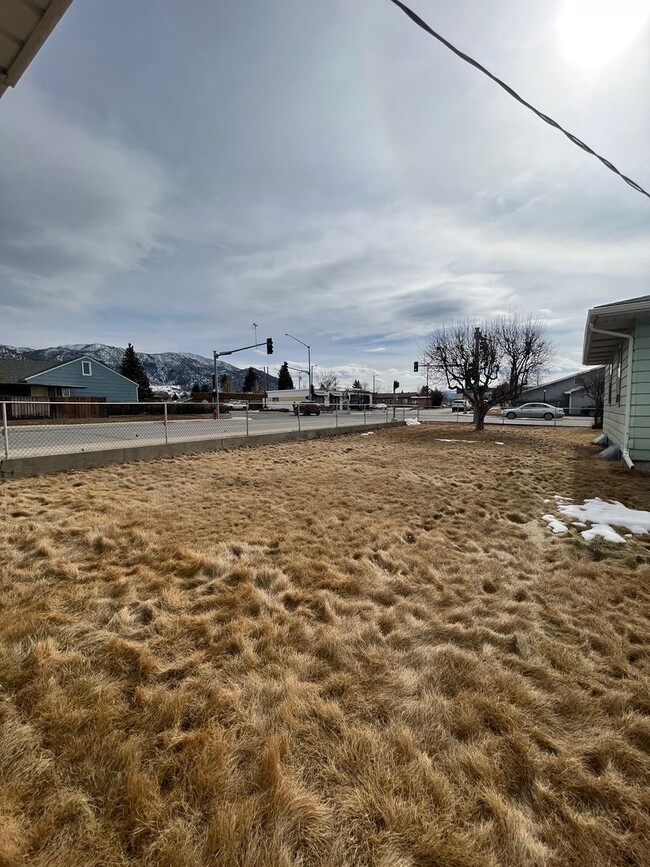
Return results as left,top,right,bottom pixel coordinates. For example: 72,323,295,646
375,391,428,407
0,356,138,402
518,371,602,416
265,388,310,406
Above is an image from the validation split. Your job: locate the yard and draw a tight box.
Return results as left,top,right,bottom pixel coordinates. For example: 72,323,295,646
0,425,648,867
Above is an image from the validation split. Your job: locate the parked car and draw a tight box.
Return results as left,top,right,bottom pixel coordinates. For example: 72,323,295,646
502,403,565,420
293,401,321,416
451,399,471,412
372,403,388,410
227,400,248,410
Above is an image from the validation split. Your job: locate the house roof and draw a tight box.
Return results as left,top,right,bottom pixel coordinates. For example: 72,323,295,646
0,355,138,387
0,358,60,384
0,0,74,99
521,367,604,394
583,295,650,365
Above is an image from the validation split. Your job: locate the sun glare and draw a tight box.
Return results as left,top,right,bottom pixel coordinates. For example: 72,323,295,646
558,0,650,70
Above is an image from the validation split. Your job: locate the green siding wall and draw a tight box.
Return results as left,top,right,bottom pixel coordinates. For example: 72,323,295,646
27,358,138,402
603,341,629,451
603,319,650,462
630,323,650,461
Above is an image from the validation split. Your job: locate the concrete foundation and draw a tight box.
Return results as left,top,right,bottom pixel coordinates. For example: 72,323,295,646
0,422,401,481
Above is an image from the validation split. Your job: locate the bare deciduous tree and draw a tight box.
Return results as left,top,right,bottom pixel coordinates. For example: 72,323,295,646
577,366,605,429
423,314,554,431
318,370,339,390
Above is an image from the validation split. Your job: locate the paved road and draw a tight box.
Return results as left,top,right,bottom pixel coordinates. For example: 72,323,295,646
3,408,593,459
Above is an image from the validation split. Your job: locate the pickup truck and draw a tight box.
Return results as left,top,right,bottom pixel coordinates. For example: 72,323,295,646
293,401,321,416
451,399,471,412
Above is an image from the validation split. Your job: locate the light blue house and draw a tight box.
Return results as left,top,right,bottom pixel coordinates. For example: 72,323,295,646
0,356,139,402
583,295,650,470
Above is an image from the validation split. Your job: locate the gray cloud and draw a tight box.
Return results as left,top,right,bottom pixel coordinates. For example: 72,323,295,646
0,89,170,313
0,0,648,392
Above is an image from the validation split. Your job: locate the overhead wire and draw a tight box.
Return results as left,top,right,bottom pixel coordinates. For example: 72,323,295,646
388,0,650,201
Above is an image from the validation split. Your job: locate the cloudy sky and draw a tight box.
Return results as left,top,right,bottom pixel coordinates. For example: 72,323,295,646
1,0,648,391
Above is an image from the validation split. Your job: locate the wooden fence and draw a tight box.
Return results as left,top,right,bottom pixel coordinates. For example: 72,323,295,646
2,397,107,420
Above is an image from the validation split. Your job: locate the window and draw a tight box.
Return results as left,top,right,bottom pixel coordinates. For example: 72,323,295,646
607,364,612,405
81,361,92,376
615,349,622,406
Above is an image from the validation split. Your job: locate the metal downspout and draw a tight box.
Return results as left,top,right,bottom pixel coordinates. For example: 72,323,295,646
589,324,635,469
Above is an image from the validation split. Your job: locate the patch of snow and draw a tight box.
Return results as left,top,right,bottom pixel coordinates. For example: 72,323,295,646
572,522,587,528
359,431,375,437
558,498,650,536
542,515,569,534
405,419,421,426
435,438,477,443
495,441,505,445
581,524,627,544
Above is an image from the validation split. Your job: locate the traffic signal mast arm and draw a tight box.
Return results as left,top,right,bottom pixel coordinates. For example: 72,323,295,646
212,338,273,415
213,339,273,359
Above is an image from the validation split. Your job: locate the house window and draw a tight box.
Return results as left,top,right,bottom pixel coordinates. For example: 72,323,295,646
81,361,92,376
615,349,622,406
608,364,612,405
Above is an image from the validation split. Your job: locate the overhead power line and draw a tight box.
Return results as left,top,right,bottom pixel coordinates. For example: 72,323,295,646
388,0,650,201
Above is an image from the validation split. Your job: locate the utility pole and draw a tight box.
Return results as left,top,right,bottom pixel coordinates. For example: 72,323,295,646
473,327,481,389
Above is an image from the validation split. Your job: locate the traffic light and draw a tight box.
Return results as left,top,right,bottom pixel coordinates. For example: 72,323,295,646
393,380,399,391
413,361,419,372
266,337,273,355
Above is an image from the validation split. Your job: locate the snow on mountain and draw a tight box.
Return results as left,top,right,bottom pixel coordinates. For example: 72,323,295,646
0,344,278,392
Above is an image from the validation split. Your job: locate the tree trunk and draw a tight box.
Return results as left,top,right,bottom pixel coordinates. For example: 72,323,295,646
473,406,485,431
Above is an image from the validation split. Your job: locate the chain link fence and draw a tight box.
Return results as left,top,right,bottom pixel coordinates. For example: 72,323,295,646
0,400,412,459
0,400,591,460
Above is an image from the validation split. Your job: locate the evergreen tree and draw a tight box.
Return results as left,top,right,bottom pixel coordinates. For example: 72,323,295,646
430,388,443,407
352,378,362,389
278,362,294,390
242,367,259,392
119,343,154,400
219,374,234,392
191,382,201,394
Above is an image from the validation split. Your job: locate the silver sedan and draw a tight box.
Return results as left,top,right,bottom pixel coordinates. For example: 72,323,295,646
502,402,565,420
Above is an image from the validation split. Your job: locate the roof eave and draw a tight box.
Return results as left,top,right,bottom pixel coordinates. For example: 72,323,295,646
582,298,650,365
0,0,74,97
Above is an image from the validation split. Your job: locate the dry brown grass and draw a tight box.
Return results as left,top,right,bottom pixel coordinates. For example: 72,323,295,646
1,425,649,867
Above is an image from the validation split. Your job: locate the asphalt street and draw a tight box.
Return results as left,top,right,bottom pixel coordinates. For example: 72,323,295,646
3,407,593,459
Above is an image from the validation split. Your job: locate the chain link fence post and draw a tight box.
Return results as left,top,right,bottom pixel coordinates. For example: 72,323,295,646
297,406,301,431
2,402,8,459
246,402,249,437
163,402,169,444
335,408,339,428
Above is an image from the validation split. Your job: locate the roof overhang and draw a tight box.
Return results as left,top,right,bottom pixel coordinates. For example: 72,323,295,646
582,296,650,366
0,0,73,99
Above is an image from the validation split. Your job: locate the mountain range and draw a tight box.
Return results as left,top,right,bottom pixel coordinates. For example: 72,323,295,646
0,344,278,392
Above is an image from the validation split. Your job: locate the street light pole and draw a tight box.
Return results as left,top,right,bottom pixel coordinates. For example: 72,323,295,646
213,351,219,416
285,333,312,397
